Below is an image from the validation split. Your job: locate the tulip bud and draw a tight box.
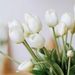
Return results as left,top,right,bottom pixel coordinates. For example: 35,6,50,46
24,13,42,33
8,20,24,43
17,61,34,72
55,22,68,37
67,50,74,58
60,13,73,30
45,9,58,27
28,33,45,49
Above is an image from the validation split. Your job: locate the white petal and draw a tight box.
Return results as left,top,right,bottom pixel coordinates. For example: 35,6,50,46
24,13,32,23
9,29,24,43
8,20,22,32
61,13,73,29
45,10,58,27
18,61,33,72
22,23,31,37
28,33,45,48
67,50,74,57
28,16,42,33
55,22,67,36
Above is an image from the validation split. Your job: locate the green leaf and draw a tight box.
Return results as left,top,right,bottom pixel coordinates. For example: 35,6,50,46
70,65,75,75
52,63,64,75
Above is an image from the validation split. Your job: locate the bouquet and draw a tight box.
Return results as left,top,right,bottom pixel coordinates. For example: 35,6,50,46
0,5,75,75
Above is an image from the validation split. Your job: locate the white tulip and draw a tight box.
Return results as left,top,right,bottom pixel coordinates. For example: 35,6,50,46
0,23,8,41
8,20,22,32
60,13,73,29
55,22,67,36
24,13,42,33
8,20,24,43
9,29,24,43
28,33,45,49
45,9,58,27
24,13,32,23
67,50,74,58
22,23,31,37
17,61,34,72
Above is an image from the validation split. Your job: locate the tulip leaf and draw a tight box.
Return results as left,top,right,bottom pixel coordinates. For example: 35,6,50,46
52,63,64,75
70,65,75,75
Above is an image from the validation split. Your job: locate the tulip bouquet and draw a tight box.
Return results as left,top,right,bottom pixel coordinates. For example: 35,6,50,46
0,5,75,75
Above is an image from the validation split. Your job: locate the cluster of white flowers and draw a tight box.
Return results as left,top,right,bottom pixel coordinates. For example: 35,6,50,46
45,10,74,37
8,5,75,72
8,13,45,49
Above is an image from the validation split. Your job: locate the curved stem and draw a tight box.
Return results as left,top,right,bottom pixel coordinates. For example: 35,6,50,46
62,36,66,68
43,47,50,58
23,40,39,62
0,50,20,65
52,27,60,61
69,34,73,49
67,57,71,75
65,31,68,44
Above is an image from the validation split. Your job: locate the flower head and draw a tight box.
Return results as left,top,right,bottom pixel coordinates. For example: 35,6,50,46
55,22,68,37
9,29,24,43
45,9,58,27
24,13,42,33
67,50,74,58
22,23,31,37
28,33,45,49
60,13,73,30
17,61,34,72
8,20,24,43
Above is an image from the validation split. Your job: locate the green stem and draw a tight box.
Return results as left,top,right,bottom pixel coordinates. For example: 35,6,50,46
67,57,71,75
43,47,50,58
62,36,66,50
52,27,60,61
69,34,73,49
0,50,20,65
23,40,39,62
65,31,68,44
62,36,66,68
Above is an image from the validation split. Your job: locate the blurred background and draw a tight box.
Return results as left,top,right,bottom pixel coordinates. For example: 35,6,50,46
0,0,75,74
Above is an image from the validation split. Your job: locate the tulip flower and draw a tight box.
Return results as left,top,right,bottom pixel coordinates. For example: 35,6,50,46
28,33,45,49
17,61,34,72
24,13,42,33
60,13,73,30
67,50,74,58
0,23,8,42
22,23,31,37
8,20,24,43
55,22,68,37
9,29,24,43
67,50,74,75
45,9,58,27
